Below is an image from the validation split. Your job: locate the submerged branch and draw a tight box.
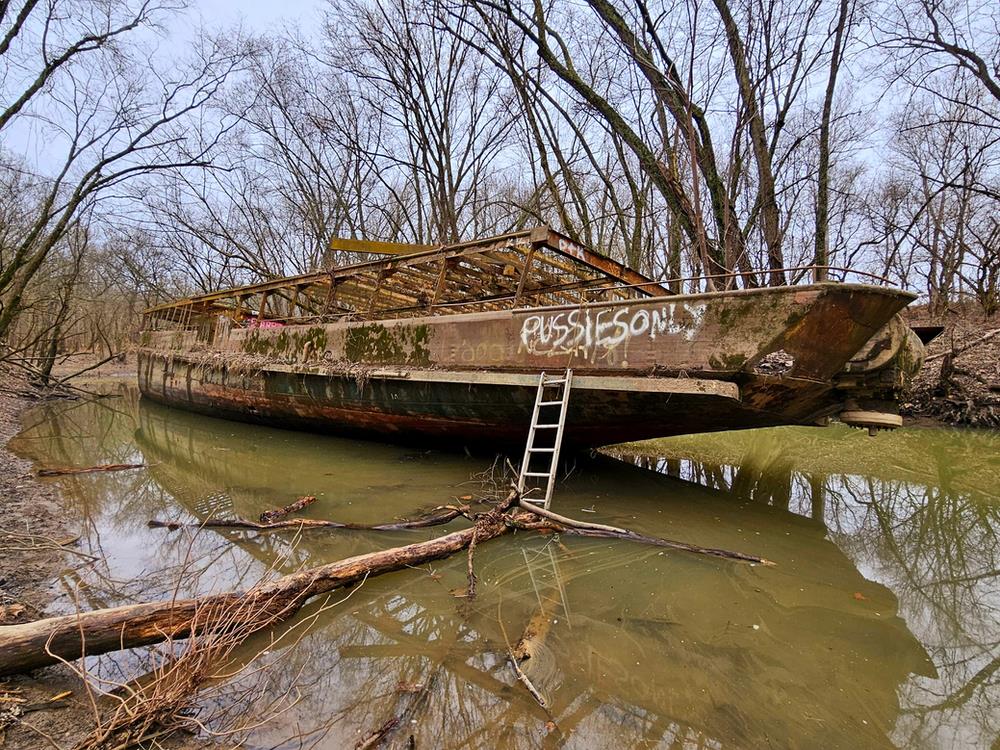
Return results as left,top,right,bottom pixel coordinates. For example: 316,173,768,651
259,495,317,523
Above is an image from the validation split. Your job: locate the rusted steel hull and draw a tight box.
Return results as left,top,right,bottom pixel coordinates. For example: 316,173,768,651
137,283,922,448
138,360,756,446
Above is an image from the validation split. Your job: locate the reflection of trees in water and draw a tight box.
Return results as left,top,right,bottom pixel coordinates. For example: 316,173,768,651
168,525,922,749
825,475,1000,748
197,571,749,750
12,394,967,748
628,439,1000,749
628,454,814,514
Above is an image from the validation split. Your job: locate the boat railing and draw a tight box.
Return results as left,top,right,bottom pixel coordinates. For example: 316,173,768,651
606,264,897,295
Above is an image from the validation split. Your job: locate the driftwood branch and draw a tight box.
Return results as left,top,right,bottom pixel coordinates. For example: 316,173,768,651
508,650,548,709
38,463,146,477
517,500,774,566
148,505,471,533
259,495,317,523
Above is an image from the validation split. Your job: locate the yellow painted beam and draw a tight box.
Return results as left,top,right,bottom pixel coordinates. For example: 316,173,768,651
329,237,436,256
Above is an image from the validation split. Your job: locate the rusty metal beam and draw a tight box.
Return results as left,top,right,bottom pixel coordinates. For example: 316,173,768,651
534,227,671,298
144,227,670,317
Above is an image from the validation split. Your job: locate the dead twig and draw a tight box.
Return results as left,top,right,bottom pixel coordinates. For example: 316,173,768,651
259,495,317,523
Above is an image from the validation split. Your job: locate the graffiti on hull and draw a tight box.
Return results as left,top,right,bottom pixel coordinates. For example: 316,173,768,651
519,303,707,361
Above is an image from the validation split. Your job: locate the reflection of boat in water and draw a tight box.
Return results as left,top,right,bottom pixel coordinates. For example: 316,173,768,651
135,397,933,749
137,227,924,449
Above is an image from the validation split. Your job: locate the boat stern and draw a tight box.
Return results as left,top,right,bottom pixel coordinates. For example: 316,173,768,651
833,315,926,433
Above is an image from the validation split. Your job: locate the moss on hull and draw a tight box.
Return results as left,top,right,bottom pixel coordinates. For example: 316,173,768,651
344,323,431,366
241,326,328,362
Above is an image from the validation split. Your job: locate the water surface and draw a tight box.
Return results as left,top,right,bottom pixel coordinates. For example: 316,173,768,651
10,387,999,749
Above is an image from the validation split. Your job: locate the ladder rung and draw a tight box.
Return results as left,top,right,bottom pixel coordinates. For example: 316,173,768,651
524,472,551,477
539,400,564,406
529,447,555,452
535,424,559,428
542,378,566,385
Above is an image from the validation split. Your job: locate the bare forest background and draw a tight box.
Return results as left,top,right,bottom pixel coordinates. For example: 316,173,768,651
0,0,997,374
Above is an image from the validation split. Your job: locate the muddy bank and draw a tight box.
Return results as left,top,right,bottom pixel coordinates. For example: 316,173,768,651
903,314,1000,428
0,361,201,749
0,363,94,747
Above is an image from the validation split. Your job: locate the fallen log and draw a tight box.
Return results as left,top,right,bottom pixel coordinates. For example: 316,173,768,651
37,463,146,477
0,494,773,676
0,496,518,676
259,495,317,523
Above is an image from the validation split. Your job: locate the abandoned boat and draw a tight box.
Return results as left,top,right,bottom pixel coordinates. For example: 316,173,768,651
137,226,924,448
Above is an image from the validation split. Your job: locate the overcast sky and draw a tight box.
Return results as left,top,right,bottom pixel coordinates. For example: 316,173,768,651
184,0,321,34
7,0,324,172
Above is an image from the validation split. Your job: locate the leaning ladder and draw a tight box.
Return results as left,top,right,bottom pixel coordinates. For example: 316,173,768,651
518,369,573,509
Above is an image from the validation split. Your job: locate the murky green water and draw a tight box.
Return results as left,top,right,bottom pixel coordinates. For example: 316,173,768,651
9,385,1000,749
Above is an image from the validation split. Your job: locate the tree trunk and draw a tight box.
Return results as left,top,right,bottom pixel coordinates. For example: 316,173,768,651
814,0,852,282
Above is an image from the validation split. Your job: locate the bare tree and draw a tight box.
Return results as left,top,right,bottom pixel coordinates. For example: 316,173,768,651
814,0,856,280
0,1,249,341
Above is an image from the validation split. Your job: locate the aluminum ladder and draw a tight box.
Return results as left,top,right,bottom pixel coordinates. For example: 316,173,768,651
518,369,573,509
